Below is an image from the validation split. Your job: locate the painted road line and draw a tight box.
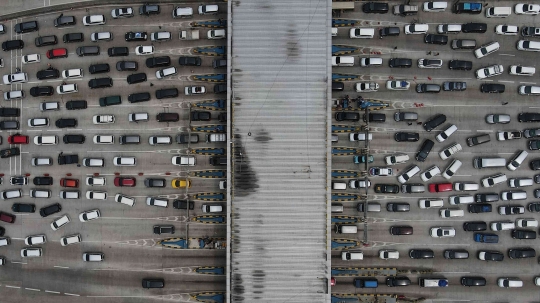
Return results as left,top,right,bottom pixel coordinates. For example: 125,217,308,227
520,82,537,84
45,290,60,294
5,285,20,289
10,261,27,264
498,80,514,83
477,130,494,132
499,53,515,56
54,266,69,269
64,293,80,296
25,288,40,291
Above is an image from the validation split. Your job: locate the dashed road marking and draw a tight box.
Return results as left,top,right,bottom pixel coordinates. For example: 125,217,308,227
54,266,69,269
45,290,60,294
5,285,20,289
25,288,40,291
65,293,80,296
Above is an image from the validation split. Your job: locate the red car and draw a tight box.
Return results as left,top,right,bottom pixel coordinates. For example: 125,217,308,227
0,211,15,223
428,183,452,193
114,177,136,187
8,134,29,144
46,48,68,59
60,178,79,188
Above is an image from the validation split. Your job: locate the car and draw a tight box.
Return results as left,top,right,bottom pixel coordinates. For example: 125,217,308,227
440,208,464,218
512,229,537,239
63,33,84,43
114,177,136,187
360,57,383,67
153,225,175,235
480,83,505,93
140,3,160,15
519,113,540,122
36,68,60,80
79,209,101,223
386,80,410,90
363,2,389,13
2,39,24,51
448,60,472,71
439,143,462,160
127,73,147,84
478,251,504,261
178,56,202,66
46,48,68,59
409,249,434,259
21,248,42,258
389,226,413,235
389,58,412,68
424,1,447,12
25,235,46,246
387,203,410,212
419,199,444,209
2,119,20,130
423,114,446,132
335,112,360,122
442,159,462,179
30,86,54,97
424,34,448,45
532,140,540,150
63,135,85,144
60,178,79,188
436,125,457,142
397,166,419,183
462,22,487,33
476,64,504,79
379,250,399,260
481,173,507,188
54,15,76,27
14,21,38,33
508,248,536,259
114,157,136,166
22,54,40,64
385,153,409,166
7,134,27,143
349,133,372,141
128,92,151,103
515,3,540,15
394,132,419,142
171,178,191,188
58,154,79,165
11,203,35,213
369,167,393,177
463,221,487,231
466,134,490,147
116,61,138,71
56,84,78,94
443,82,466,91
486,114,510,124
33,176,53,186
135,45,154,55
444,249,469,259
431,226,456,238
156,67,177,79
144,178,166,188
28,118,49,128
155,88,179,99
416,139,434,162
386,276,411,287
108,47,128,57
418,59,443,68
374,184,399,194
62,68,83,79
3,72,28,85
476,193,500,203
125,31,147,41
93,135,114,144
0,108,20,117
1,189,22,200
355,82,379,92
185,86,206,95
88,77,113,89
348,28,375,39
496,25,519,35
428,182,452,193
55,118,77,128
499,205,525,215
39,203,61,217
86,191,107,200
83,15,105,26
349,179,371,188
10,176,28,185
146,56,171,68
99,96,122,107
111,7,133,18
89,63,110,74
142,278,164,289
90,32,112,42
525,129,540,139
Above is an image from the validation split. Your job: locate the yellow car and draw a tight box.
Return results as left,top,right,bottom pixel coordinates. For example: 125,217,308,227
171,178,191,188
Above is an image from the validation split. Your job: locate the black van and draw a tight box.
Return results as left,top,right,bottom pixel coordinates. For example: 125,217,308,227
128,92,151,103
63,33,84,43
89,77,113,89
448,60,472,71
66,100,87,110
89,63,110,74
209,156,227,166
332,82,344,91
156,88,178,99
142,278,164,288
76,46,100,56
380,26,400,37
363,113,386,123
35,35,58,47
389,58,412,68
2,40,24,51
15,21,38,33
415,139,435,162
156,113,179,122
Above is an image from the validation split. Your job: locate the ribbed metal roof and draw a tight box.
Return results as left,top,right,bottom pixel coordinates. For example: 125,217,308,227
229,0,331,302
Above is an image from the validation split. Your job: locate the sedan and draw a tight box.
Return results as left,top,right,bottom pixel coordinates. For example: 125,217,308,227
430,227,456,238
420,166,440,182
144,178,166,188
512,229,537,239
387,202,410,212
476,65,504,79
28,118,49,127
374,184,399,193
114,177,136,187
463,221,487,231
79,209,101,222
30,86,54,97
335,112,360,121
515,3,540,15
394,132,419,142
178,56,202,66
409,249,434,259
424,34,448,45
486,114,510,124
86,191,107,200
135,45,154,55
111,7,133,18
33,176,53,186
83,15,105,26
443,81,466,91
379,250,399,260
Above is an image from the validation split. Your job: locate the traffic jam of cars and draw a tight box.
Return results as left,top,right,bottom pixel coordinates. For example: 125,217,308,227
331,1,540,293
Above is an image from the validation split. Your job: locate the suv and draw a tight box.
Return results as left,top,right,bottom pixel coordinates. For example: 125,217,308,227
139,4,160,16
179,56,202,66
89,77,113,89
2,40,24,51
416,139,434,162
63,33,84,43
156,88,178,99
424,34,448,45
37,68,60,80
39,203,61,217
116,61,138,71
99,96,121,107
127,73,147,84
89,63,110,74
66,100,87,110
449,60,472,71
15,21,38,33
362,2,389,13
156,113,179,122
146,56,171,68
128,92,151,103
54,15,76,27
389,58,412,68
108,47,129,57
35,35,58,47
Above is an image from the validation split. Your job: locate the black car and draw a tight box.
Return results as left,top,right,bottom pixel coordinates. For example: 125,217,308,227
423,114,446,132
461,276,486,287
481,83,505,93
522,26,540,37
0,108,20,117
443,82,466,91
462,22,487,33
508,248,536,259
463,221,487,231
153,225,175,235
218,113,227,122
0,147,20,158
156,113,180,122
88,77,113,89
519,113,540,123
394,132,419,142
139,4,160,16
444,249,469,259
213,59,227,69
389,58,412,68
2,40,24,51
39,203,61,217
36,68,60,80
89,63,110,74
66,100,87,110
512,229,537,239
63,135,85,144
362,2,389,13
191,111,211,121
54,15,76,27
141,278,164,288
58,153,79,165
409,249,434,259
156,88,179,99
528,202,540,212
335,112,360,121
116,61,138,71
173,200,194,209
30,86,54,97
374,184,399,194
63,33,84,43
146,56,171,68
448,60,472,71
363,113,386,123
386,277,411,287
33,176,53,186
125,31,148,41
386,202,410,212
127,73,147,84
531,159,540,170
475,193,499,203
214,84,227,94
35,35,58,47
144,178,166,188
11,203,35,213
416,83,441,93
379,27,400,37
55,118,77,128
128,92,151,103
480,251,504,261
332,82,344,91
415,139,434,162
15,21,38,34
177,134,199,144
424,34,448,45
108,47,129,57
0,121,19,130
178,56,202,66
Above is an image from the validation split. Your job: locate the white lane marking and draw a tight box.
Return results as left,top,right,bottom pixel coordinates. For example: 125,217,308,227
498,80,514,83
5,285,20,289
54,266,69,269
499,53,515,56
46,129,62,132
45,290,60,294
520,81,537,84
64,293,80,296
25,288,40,291
477,130,494,132
87,295,163,298
433,272,471,274
10,261,26,264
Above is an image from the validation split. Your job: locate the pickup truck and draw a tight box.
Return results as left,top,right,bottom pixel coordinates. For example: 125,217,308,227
474,233,498,243
179,29,200,40
497,131,522,141
419,278,448,287
0,147,20,158
173,200,194,210
393,4,418,16
453,2,482,14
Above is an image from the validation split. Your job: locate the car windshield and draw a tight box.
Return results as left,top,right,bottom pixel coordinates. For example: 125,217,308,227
446,170,454,176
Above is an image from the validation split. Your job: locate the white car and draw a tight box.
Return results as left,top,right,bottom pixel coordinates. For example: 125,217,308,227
486,114,510,124
115,194,135,207
430,227,456,238
21,248,42,258
498,278,523,288
349,28,375,38
516,218,538,227
449,195,474,205
60,234,82,246
51,214,70,230
509,65,535,76
385,153,409,165
28,118,49,127
172,155,196,166
349,179,371,188
419,199,444,209
369,167,393,177
360,57,383,67
25,235,46,246
22,54,40,64
495,25,519,35
79,209,101,222
491,221,515,231
379,250,399,260
515,3,540,15
86,177,106,186
420,165,440,182
3,72,28,84
135,45,154,55
418,59,442,68
156,67,177,79
442,159,462,179
423,1,447,12
497,131,522,141
474,42,500,59
404,24,429,35
83,15,105,25
62,68,83,79
86,191,107,200
56,84,78,94
440,209,464,218
113,157,136,166
185,86,206,95
111,7,133,18
91,32,113,41
481,173,507,187
436,124,457,142
386,80,410,90
476,64,504,79
93,115,115,124
93,135,114,144
355,82,379,92
397,165,420,184
439,143,462,160
349,133,372,141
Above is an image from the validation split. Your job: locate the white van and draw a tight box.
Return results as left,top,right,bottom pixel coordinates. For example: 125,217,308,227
128,112,149,122
83,252,104,262
60,234,82,246
331,203,344,213
114,157,136,166
151,31,172,42
30,189,51,198
60,191,80,199
51,214,70,230
172,7,193,18
508,178,533,188
501,191,527,200
34,135,58,145
1,189,22,200
490,221,515,231
21,248,42,257
115,194,135,207
31,157,52,166
453,182,479,191
207,29,226,40
207,133,226,143
332,56,355,67
405,24,429,34
473,157,506,169
332,182,347,190
349,28,375,39
334,225,357,234
449,195,474,205
507,150,528,171
4,90,24,100
437,24,461,34
440,208,464,218
149,136,172,145
519,85,540,95
510,66,535,76
498,278,523,288
517,40,540,52
360,57,383,67
146,197,168,208
202,204,223,213
198,4,218,15
486,7,512,17
341,251,363,261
